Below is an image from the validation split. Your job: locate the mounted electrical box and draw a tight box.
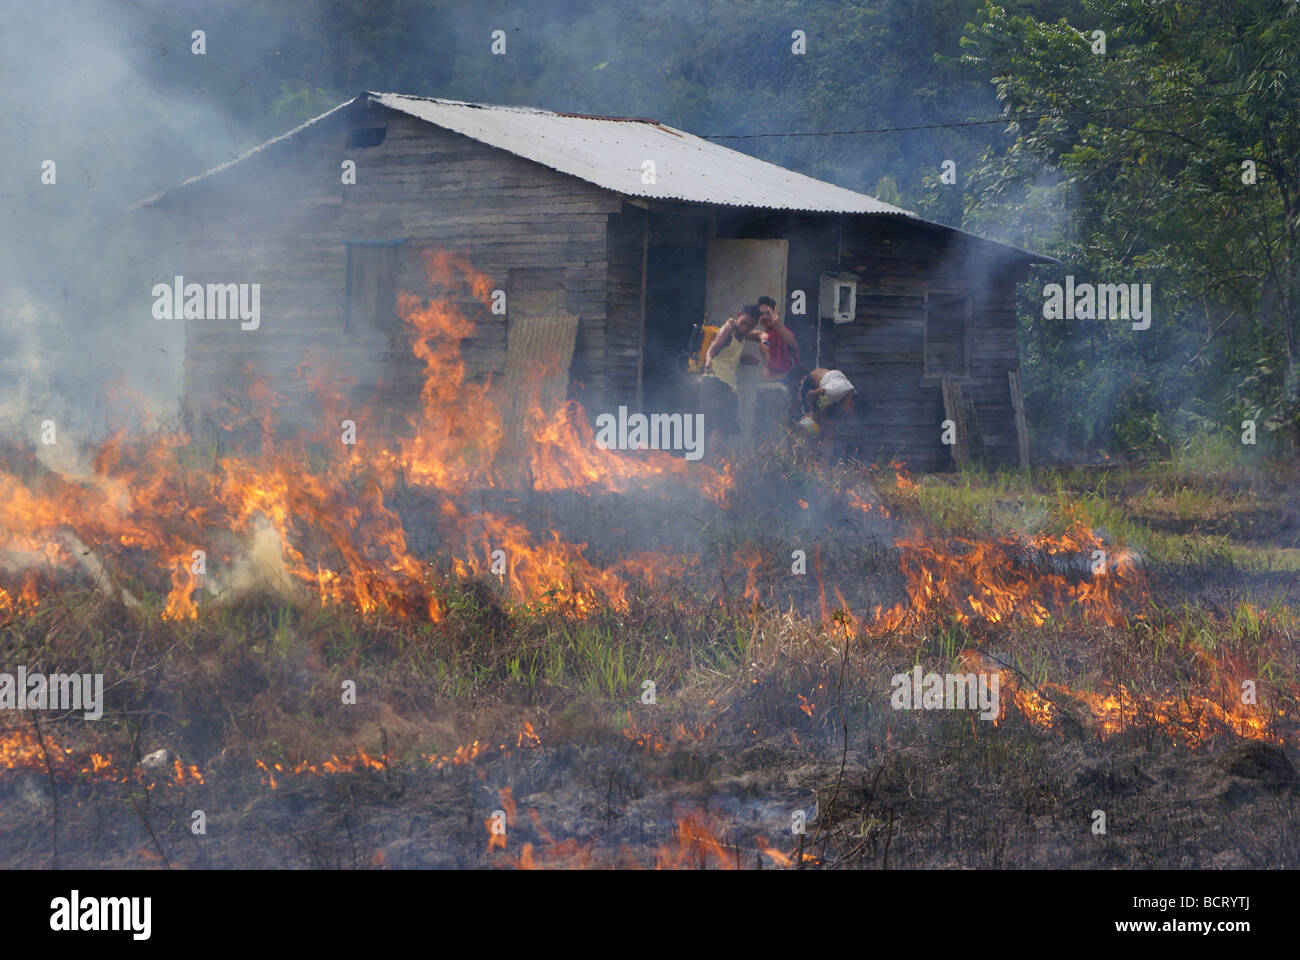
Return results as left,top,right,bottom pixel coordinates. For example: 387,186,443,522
819,272,858,324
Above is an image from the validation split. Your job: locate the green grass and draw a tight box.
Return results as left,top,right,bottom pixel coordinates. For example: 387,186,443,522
878,450,1297,570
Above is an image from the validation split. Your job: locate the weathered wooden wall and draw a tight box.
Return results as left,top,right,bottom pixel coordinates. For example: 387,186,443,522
162,100,622,440
717,210,1031,471
164,111,346,439
604,204,647,412
832,217,1028,470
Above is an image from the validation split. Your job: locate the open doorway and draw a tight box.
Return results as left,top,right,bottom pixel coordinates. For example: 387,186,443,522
638,234,789,415
642,243,706,413
704,238,791,452
705,238,788,329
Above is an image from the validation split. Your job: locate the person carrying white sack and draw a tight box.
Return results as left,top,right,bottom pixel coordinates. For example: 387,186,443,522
798,367,858,463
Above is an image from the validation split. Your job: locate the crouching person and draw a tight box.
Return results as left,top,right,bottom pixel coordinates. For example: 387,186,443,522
798,368,859,464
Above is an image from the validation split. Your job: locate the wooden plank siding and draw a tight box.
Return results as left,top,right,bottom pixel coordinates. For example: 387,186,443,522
166,102,621,439
712,210,1029,470
792,216,1026,470
604,204,647,412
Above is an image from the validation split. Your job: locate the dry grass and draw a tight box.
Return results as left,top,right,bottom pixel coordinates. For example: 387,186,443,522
2,450,1298,868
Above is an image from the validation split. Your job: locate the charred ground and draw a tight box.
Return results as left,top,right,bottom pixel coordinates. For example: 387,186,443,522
2,452,1298,869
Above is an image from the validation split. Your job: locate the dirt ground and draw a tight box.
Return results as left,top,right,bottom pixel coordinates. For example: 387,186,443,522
2,690,1295,869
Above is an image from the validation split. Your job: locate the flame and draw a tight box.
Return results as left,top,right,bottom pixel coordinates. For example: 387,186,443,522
733,545,766,603
449,505,628,614
654,812,736,869
431,739,489,771
0,715,544,798
845,488,874,515
507,807,598,869
755,836,795,867
255,749,387,788
506,807,755,869
256,720,544,790
161,554,200,621
0,727,202,787
0,249,727,621
498,785,518,826
621,711,715,754
869,518,1144,633
889,461,918,494
516,720,542,749
0,576,40,616
611,551,699,588
485,818,507,852
959,651,1286,746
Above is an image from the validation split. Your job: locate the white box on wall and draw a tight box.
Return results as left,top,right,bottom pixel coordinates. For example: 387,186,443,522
819,272,858,324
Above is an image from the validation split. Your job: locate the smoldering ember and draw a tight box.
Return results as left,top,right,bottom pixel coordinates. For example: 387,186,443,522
2,0,1299,881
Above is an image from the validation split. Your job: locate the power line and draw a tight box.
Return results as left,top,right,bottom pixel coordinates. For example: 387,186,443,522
701,81,1300,140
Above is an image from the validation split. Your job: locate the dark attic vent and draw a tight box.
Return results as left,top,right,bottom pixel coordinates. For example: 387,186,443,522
347,126,387,149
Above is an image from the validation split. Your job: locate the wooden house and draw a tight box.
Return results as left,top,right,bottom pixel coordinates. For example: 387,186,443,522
138,91,1053,469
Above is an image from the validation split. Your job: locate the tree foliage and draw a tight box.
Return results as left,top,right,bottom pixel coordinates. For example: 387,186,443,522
960,0,1300,454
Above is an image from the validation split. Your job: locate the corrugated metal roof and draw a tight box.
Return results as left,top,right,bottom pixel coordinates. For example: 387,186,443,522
369,92,915,216
132,91,1055,262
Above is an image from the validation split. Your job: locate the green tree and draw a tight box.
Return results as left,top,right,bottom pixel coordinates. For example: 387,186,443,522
960,0,1300,453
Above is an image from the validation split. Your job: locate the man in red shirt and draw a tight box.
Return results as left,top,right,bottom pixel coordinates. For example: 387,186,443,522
757,296,799,381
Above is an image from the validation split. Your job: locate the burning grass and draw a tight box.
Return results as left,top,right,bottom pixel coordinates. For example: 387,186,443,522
1,541,1297,867
1,250,1298,867
0,250,731,631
